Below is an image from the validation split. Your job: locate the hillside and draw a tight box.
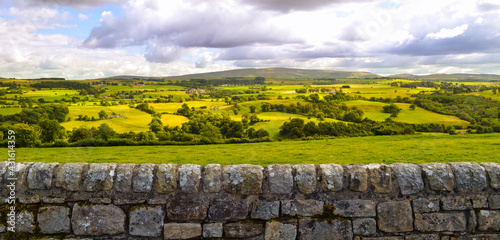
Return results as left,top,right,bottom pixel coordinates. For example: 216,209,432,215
388,73,500,81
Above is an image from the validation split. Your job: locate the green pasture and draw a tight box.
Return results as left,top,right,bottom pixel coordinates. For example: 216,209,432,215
0,107,22,115
150,101,228,113
22,89,79,97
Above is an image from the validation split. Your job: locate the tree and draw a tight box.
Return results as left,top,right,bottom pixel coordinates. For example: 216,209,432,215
409,104,416,110
200,123,222,142
70,127,92,142
493,88,498,95
149,118,163,133
12,123,40,147
98,110,108,119
249,106,256,113
38,119,66,143
96,123,116,141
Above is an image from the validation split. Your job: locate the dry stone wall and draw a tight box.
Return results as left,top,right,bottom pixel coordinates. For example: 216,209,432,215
1,161,500,239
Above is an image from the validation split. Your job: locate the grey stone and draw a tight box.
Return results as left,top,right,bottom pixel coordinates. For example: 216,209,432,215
477,210,500,231
489,194,500,209
251,201,280,220
129,206,165,237
405,234,440,240
71,204,125,235
114,199,146,205
133,163,155,193
164,223,202,240
320,163,343,192
449,162,487,191
442,196,472,210
27,162,58,189
16,210,35,233
167,202,207,220
224,222,263,238
156,164,178,193
450,235,500,240
202,164,222,193
179,164,201,193
330,200,376,217
353,218,376,236
89,198,112,204
203,223,223,238
223,164,263,195
348,165,368,192
468,210,477,232
421,163,455,191
293,164,317,194
364,238,403,240
38,206,71,234
83,163,116,191
42,197,65,204
377,200,413,232
265,221,296,240
208,201,250,221
413,198,440,213
55,163,86,191
267,164,293,194
368,164,392,193
11,162,32,187
472,195,489,208
481,162,500,189
281,200,323,217
19,195,40,203
298,219,352,240
114,163,135,192
0,161,8,184
390,163,424,195
414,213,467,232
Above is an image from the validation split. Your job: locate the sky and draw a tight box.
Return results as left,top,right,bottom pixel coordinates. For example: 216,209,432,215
0,0,499,79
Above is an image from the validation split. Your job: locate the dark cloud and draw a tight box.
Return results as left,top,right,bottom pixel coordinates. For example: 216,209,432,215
238,0,372,12
477,2,500,12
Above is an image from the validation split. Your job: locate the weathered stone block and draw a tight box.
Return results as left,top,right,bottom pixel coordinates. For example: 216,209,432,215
38,206,70,234
19,195,40,204
450,235,500,240
477,210,500,231
267,164,293,194
202,164,222,193
167,202,207,220
129,206,165,237
468,210,477,232
208,201,250,221
332,200,376,217
27,162,58,189
164,223,202,240
251,201,280,220
11,162,32,187
414,213,466,232
377,200,413,232
472,196,489,208
114,163,134,192
489,194,500,209
481,162,500,189
265,222,296,240
298,219,352,240
449,162,487,191
83,163,116,191
413,198,440,213
281,200,323,217
442,196,472,210
55,163,86,191
156,164,178,193
223,164,263,195
390,163,424,195
368,164,392,193
16,210,35,233
405,234,440,240
71,204,125,235
224,222,263,238
293,164,317,194
203,223,223,238
133,163,155,193
179,164,201,193
421,163,455,191
320,163,343,192
364,238,403,240
348,165,368,192
353,218,376,236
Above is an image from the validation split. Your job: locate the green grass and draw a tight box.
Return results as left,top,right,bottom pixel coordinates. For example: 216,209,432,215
17,133,500,165
0,107,22,115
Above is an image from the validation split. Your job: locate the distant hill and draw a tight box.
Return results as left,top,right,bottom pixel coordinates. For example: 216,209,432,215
99,75,162,80
388,73,500,81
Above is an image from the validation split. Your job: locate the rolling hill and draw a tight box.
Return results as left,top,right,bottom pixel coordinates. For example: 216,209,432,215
388,73,500,81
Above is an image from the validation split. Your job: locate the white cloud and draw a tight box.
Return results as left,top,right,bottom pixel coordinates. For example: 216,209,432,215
78,13,88,21
425,24,469,39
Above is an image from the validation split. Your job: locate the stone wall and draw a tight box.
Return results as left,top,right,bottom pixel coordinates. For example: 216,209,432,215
1,161,500,239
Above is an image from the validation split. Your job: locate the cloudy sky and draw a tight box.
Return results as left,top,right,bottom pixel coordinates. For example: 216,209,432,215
1,0,499,79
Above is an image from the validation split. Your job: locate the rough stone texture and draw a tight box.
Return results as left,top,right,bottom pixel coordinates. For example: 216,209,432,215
114,164,134,192
71,204,125,235
202,164,222,193
83,163,116,191
405,234,440,240
390,163,424,195
489,194,500,209
414,213,467,232
223,164,263,195
267,164,293,194
413,198,440,213
167,202,207,220
164,223,202,240
42,197,65,204
332,200,376,217
481,162,500,189
468,210,477,232
353,218,376,236
442,196,472,210
348,165,368,192
293,164,317,194
320,163,344,192
208,201,250,221
19,195,40,203
472,196,489,208
364,238,403,240
281,200,323,217
265,222,296,240
16,210,35,233
129,206,165,237
477,210,500,231
55,163,86,191
133,163,155,193
298,219,353,240
421,163,455,191
377,200,413,232
368,164,392,193
27,162,58,189
156,164,177,194
203,223,223,238
251,201,280,220
11,162,32,187
450,235,500,240
449,162,487,192
38,206,70,234
224,222,263,238
179,164,201,193
89,198,112,204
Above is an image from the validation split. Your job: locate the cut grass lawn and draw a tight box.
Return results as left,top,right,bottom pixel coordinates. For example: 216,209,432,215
17,133,500,165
